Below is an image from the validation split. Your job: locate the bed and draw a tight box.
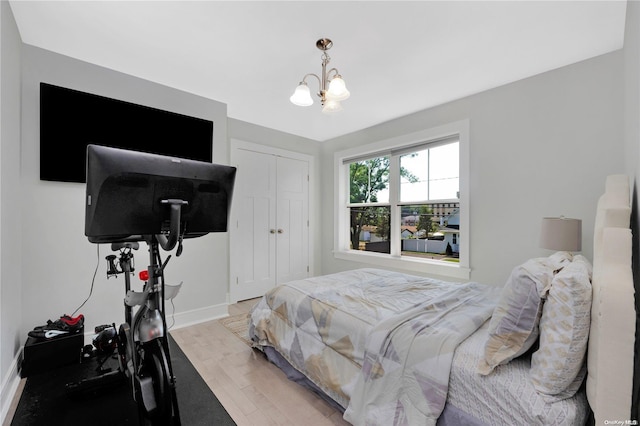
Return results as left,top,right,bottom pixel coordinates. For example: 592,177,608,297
249,174,635,425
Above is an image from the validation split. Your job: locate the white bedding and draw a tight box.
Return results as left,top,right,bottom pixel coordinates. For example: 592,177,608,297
250,267,590,425
447,321,589,425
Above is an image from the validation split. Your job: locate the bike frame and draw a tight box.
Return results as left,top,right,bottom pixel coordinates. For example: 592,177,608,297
117,237,181,426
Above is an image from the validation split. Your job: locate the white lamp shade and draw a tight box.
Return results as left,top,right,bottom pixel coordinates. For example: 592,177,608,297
327,76,350,101
539,217,582,251
290,83,314,106
322,99,343,114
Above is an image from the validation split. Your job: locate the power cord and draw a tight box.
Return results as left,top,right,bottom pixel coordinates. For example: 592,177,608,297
168,298,176,330
72,244,100,317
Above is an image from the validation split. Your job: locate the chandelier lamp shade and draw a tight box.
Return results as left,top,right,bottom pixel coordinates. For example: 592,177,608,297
290,38,350,113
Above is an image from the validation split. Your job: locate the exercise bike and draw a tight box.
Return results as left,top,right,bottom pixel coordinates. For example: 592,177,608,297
69,228,184,425
95,200,188,425
108,235,182,426
83,144,237,426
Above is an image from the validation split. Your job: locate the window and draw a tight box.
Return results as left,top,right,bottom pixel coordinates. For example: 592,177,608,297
347,140,458,259
334,121,469,279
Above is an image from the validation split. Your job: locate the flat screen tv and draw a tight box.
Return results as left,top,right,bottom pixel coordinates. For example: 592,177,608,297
40,82,214,183
85,144,236,245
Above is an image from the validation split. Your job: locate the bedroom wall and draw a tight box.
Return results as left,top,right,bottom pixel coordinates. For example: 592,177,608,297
228,118,320,157
320,50,624,287
19,45,231,342
0,0,23,420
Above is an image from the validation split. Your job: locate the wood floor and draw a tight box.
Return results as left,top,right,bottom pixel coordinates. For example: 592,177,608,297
3,299,350,426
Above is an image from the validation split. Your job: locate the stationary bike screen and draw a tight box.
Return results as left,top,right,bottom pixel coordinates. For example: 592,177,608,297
85,144,236,244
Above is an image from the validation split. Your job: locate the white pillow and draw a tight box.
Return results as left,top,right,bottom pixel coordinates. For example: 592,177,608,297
477,252,571,375
531,255,592,400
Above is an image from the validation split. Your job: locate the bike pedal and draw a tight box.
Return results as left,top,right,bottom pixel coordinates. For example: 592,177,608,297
94,324,113,333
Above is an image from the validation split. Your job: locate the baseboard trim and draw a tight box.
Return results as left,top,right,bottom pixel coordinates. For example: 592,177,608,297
167,303,229,331
1,349,23,425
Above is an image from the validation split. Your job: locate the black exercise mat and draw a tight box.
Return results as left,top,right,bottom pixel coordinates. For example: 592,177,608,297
11,334,236,426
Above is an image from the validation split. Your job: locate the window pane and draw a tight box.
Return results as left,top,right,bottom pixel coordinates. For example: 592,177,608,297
400,203,459,262
349,206,390,254
429,142,459,199
349,157,390,204
400,148,429,202
399,142,459,202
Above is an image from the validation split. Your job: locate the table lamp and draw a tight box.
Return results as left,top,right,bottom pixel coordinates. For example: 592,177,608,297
539,216,582,252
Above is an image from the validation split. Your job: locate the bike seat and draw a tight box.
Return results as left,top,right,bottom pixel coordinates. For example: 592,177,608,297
111,241,140,251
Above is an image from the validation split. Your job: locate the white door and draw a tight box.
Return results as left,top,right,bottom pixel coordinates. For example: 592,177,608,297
276,156,309,284
230,149,277,302
230,145,310,303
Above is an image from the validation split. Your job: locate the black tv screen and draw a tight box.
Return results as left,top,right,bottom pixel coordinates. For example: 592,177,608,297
40,82,214,183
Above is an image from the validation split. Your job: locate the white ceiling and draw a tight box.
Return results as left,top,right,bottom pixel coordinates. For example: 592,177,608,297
8,1,628,142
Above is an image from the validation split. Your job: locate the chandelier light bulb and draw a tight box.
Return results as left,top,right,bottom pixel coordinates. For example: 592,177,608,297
322,99,343,114
290,83,314,106
327,76,350,101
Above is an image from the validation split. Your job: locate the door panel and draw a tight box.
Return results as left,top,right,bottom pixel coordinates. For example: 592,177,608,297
244,195,272,283
276,157,309,284
230,149,276,302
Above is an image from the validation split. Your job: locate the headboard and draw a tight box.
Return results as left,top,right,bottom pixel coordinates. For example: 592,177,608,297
587,174,635,424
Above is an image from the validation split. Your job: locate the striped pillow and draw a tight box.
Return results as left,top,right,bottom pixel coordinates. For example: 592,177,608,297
531,255,592,400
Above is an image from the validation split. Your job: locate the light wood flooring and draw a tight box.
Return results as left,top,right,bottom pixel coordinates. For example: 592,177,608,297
3,299,350,426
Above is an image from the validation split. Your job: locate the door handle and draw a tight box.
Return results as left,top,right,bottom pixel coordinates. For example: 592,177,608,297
277,229,284,234
270,229,276,234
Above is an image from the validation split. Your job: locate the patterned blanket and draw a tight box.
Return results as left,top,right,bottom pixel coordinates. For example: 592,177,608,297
343,282,498,425
249,268,498,423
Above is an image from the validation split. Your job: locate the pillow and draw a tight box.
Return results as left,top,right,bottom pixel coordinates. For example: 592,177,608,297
477,252,571,375
531,255,592,400
546,251,574,272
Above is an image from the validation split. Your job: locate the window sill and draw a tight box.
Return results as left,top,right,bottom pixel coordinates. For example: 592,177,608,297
333,250,471,280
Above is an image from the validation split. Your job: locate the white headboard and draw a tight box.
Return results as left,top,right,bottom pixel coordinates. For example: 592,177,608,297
587,174,635,424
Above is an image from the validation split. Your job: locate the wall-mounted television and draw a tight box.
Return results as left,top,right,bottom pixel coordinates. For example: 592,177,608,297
40,82,214,183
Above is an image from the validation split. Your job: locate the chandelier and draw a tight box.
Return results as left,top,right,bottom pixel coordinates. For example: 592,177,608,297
289,38,351,113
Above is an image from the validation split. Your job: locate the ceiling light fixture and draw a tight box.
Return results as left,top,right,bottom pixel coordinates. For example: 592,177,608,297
290,38,350,114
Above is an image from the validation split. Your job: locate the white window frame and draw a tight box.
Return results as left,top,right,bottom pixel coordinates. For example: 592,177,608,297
333,120,470,280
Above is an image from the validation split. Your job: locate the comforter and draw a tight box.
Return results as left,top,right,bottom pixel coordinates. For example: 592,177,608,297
344,282,498,425
250,268,498,424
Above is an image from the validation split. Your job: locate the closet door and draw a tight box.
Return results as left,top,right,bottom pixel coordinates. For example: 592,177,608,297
231,149,277,302
230,146,310,303
276,156,309,284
